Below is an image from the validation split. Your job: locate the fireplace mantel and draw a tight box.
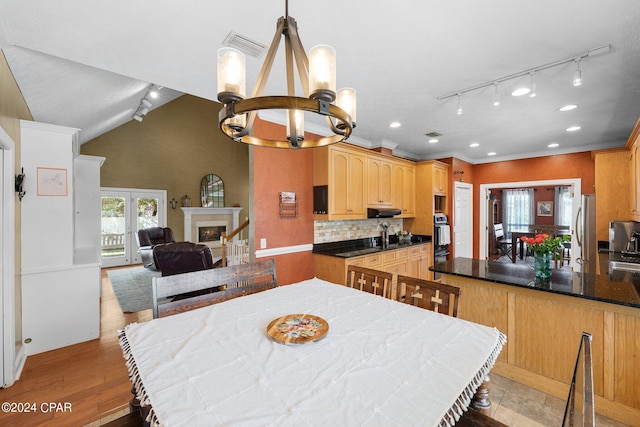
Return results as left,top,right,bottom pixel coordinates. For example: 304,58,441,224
181,207,243,242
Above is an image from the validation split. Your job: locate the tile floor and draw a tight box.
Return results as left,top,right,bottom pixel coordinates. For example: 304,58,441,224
489,373,628,427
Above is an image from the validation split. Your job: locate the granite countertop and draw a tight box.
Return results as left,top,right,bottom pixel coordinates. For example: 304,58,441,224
431,257,640,309
313,234,432,258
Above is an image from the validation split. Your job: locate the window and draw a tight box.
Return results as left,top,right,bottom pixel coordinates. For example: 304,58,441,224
556,187,572,227
503,189,534,235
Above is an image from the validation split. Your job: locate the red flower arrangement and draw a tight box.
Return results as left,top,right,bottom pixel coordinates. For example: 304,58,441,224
520,233,569,255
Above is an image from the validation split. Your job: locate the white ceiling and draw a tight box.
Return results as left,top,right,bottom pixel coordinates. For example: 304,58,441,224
1,0,640,163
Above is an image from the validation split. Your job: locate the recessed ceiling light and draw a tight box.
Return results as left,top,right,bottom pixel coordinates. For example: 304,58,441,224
389,122,401,128
559,104,578,112
511,87,531,97
566,126,581,132
548,143,559,148
469,143,479,148
428,138,438,144
488,152,496,156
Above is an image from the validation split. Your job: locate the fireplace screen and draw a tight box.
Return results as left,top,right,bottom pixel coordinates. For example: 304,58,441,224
198,225,226,243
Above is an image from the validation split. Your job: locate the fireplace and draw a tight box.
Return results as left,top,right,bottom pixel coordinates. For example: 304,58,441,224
196,221,227,248
182,207,243,257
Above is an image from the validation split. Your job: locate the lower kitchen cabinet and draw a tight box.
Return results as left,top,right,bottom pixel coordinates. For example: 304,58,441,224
314,242,432,299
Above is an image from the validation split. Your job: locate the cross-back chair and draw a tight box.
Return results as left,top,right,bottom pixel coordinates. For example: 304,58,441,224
396,275,461,317
494,223,513,262
346,265,393,299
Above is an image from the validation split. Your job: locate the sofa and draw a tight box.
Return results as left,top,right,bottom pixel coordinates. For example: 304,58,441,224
138,227,176,270
153,242,219,276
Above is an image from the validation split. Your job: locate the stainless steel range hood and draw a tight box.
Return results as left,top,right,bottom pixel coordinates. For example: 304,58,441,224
367,208,401,218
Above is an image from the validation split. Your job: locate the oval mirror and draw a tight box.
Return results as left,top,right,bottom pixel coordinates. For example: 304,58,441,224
201,174,224,207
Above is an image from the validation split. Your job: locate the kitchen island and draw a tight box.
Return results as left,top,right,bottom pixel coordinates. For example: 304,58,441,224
431,258,640,426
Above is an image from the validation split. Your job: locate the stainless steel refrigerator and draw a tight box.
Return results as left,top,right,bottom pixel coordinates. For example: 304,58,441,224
575,194,596,273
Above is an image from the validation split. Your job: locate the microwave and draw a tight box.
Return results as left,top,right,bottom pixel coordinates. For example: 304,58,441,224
313,185,328,214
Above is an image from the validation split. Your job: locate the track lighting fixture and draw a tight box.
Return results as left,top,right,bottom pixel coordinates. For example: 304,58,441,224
493,83,500,106
573,59,582,86
529,72,537,98
437,44,609,111
132,85,160,122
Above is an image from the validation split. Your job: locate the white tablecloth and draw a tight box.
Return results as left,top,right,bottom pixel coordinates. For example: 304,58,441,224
119,278,505,427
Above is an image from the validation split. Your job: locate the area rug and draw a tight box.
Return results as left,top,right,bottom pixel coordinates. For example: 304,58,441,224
107,266,161,313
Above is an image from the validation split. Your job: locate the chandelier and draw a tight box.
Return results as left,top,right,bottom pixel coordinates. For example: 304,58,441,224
217,1,356,149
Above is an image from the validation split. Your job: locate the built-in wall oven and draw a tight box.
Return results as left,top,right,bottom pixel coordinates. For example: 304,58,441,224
434,214,451,279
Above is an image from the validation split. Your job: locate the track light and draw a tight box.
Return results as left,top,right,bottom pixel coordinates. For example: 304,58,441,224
141,98,152,108
573,59,582,86
493,83,500,106
529,72,537,98
456,94,463,115
437,44,609,106
133,114,143,122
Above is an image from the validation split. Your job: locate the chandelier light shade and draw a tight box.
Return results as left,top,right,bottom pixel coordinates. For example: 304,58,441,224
309,45,337,101
216,1,355,149
336,87,356,127
217,47,246,103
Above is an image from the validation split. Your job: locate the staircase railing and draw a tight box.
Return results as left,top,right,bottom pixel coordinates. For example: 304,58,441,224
221,219,250,267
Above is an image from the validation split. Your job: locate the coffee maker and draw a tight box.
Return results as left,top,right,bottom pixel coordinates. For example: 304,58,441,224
609,220,640,254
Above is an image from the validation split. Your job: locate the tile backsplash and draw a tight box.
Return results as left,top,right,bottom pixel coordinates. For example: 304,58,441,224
314,219,404,244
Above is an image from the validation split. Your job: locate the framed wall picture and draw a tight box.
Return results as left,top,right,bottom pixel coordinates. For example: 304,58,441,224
37,167,68,196
537,201,553,216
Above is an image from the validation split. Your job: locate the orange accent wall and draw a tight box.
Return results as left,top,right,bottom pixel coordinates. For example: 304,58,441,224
470,152,595,257
252,118,315,284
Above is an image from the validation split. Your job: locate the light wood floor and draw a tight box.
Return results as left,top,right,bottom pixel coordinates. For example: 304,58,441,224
0,267,151,426
0,266,629,427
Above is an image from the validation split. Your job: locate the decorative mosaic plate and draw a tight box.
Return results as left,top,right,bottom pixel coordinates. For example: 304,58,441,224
267,314,329,345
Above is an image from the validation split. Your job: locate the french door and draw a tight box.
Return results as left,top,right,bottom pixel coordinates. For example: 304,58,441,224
100,188,166,268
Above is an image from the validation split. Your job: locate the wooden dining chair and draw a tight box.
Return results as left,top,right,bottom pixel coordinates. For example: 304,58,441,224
396,275,460,317
152,259,278,318
346,265,393,299
493,223,513,262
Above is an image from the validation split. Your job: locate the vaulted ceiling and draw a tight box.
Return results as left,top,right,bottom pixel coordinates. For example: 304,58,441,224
1,0,639,163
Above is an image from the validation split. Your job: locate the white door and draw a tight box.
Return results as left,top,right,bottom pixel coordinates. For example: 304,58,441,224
0,127,17,387
100,188,166,267
454,182,473,258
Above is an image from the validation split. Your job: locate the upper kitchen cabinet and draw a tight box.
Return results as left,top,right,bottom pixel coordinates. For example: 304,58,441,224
410,160,450,236
432,161,449,196
594,148,631,242
627,118,640,222
314,143,367,220
393,161,416,218
367,157,393,207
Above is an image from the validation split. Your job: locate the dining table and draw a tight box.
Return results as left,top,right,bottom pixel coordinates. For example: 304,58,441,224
509,226,571,263
119,277,506,427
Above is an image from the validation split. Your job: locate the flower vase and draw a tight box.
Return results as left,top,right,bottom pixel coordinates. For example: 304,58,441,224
533,251,552,282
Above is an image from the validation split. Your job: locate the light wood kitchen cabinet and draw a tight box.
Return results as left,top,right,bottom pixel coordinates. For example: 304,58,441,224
630,142,640,221
367,157,393,207
314,144,367,220
393,162,416,217
314,243,431,299
624,119,640,221
407,244,431,279
432,161,449,196
594,149,632,242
